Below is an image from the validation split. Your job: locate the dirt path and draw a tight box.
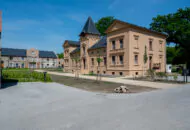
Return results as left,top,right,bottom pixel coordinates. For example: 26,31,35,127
50,74,157,93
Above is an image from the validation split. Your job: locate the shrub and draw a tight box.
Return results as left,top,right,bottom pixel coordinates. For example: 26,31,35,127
147,69,156,80
178,69,183,74
89,71,95,76
173,74,178,81
172,68,177,73
156,72,167,78
2,69,52,82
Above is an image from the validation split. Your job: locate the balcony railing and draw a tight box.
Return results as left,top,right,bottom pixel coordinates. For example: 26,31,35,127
109,48,124,54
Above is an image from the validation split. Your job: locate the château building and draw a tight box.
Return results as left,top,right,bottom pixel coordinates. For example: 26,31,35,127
63,17,167,76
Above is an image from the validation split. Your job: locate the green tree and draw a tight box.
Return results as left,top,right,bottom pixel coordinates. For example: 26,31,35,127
143,45,148,64
96,57,103,81
73,57,80,79
96,57,103,66
150,7,190,68
166,46,187,65
95,16,115,36
166,46,179,64
143,45,148,76
57,53,64,58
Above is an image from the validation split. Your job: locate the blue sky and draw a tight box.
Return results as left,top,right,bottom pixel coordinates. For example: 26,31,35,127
0,0,189,53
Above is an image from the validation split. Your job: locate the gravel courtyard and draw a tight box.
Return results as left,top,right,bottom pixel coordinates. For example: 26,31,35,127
0,82,190,130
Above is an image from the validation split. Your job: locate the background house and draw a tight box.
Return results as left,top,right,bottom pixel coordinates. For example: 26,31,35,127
1,48,58,69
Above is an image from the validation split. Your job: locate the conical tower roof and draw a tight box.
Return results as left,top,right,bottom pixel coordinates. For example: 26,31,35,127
79,17,100,36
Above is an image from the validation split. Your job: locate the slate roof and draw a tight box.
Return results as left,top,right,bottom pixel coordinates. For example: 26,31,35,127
89,36,107,50
66,40,80,47
39,51,57,58
80,17,100,36
70,47,80,54
1,48,27,57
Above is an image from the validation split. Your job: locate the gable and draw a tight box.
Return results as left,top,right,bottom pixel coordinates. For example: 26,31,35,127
64,42,69,47
106,21,127,33
111,23,126,31
106,19,167,38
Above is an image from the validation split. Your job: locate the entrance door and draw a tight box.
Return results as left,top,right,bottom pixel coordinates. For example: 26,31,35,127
22,63,24,68
29,63,36,68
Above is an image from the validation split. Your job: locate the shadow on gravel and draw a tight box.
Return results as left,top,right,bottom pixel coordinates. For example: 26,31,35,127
1,79,18,89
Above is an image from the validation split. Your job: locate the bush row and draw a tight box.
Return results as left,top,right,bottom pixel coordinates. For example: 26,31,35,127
2,70,52,82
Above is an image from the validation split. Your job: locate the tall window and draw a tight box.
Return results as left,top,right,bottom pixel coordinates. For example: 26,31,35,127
91,58,94,65
159,40,163,51
149,56,152,69
119,55,123,64
104,57,107,65
149,40,153,51
134,35,139,48
83,46,85,55
134,55,138,65
112,41,115,50
120,39,123,49
112,56,115,65
83,59,86,69
10,56,13,60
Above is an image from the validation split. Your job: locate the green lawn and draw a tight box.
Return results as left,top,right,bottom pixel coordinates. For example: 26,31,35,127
2,68,52,82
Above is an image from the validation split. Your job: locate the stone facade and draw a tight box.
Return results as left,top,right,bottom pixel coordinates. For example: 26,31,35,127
63,17,167,76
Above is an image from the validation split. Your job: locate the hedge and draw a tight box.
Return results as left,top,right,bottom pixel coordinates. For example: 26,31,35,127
2,69,52,82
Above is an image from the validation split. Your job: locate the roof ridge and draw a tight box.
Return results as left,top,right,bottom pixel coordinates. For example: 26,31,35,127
2,47,27,50
113,19,167,37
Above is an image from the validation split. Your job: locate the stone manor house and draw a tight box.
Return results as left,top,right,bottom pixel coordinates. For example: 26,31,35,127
63,17,167,76
1,48,58,69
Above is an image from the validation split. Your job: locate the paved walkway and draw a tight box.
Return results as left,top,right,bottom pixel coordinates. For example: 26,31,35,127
0,82,190,130
35,70,184,89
